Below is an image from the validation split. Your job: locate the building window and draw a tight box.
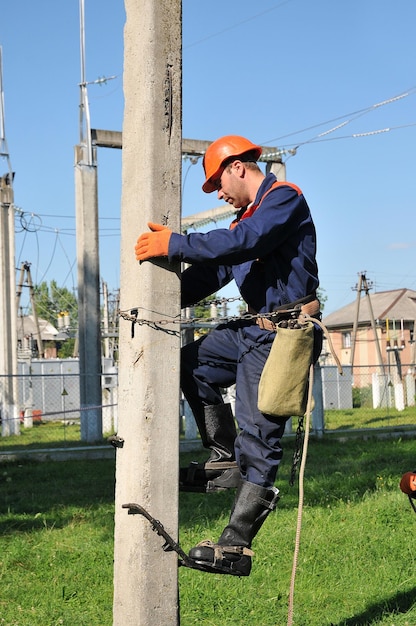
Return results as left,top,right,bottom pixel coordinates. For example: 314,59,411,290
342,331,351,349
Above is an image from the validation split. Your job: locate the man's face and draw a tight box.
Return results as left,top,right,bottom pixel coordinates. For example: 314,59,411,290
214,161,249,209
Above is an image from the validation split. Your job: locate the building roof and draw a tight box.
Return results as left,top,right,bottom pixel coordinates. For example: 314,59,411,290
323,288,416,329
16,315,63,341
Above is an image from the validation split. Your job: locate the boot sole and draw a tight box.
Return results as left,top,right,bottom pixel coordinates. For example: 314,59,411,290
188,544,252,576
189,559,250,576
180,467,241,492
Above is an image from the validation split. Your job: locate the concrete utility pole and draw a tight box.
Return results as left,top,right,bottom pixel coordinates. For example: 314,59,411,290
0,47,19,437
74,151,102,441
74,0,102,442
0,174,19,436
113,1,182,624
75,146,102,442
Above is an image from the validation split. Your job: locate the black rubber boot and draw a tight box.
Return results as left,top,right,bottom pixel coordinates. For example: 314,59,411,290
188,480,280,575
180,404,240,492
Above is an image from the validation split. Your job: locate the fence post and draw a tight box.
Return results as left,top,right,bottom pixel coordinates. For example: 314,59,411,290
312,363,324,437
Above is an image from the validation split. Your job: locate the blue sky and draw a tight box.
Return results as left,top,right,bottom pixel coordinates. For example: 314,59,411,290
1,0,415,318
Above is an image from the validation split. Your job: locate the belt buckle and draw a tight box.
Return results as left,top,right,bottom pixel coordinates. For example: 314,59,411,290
270,306,300,326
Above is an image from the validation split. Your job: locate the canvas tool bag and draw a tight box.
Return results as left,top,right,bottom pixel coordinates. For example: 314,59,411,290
258,320,315,417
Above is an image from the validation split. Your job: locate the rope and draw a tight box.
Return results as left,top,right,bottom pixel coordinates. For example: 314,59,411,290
286,314,341,625
287,362,314,626
302,314,343,375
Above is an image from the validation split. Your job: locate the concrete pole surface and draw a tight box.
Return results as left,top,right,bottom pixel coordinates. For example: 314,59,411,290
0,178,19,436
74,148,103,442
268,160,286,181
113,1,182,625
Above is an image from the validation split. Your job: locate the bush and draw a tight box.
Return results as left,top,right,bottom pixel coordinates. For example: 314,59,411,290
352,384,373,408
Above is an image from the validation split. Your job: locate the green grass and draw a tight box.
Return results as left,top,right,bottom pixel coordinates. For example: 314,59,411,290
0,421,97,451
0,436,415,625
1,402,414,455
0,459,115,625
324,405,416,432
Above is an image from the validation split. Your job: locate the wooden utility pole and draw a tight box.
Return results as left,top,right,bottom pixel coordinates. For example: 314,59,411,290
113,1,182,624
350,272,384,369
16,262,44,358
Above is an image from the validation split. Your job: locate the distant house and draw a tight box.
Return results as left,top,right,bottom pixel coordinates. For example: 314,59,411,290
17,315,69,359
322,288,416,372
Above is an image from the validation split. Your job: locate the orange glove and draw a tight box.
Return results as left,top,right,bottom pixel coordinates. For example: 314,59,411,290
135,222,172,261
399,471,416,495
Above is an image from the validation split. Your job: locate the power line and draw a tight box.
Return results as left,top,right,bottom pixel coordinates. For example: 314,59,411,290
263,85,416,145
278,121,416,158
184,0,296,49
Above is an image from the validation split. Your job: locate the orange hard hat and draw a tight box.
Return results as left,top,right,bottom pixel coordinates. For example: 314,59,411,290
202,135,262,193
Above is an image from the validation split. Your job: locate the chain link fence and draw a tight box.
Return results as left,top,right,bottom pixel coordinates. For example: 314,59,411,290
320,362,415,432
0,359,118,447
0,360,415,451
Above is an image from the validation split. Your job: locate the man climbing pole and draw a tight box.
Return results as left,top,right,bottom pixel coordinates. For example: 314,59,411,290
135,135,322,576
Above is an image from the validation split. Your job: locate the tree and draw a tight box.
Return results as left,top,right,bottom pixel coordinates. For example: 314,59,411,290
32,280,78,358
192,294,219,337
317,287,327,312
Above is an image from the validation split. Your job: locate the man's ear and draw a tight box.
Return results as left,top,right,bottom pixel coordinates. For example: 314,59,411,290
232,160,245,179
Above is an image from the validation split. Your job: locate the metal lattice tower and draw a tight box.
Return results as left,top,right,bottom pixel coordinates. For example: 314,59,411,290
78,0,93,165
